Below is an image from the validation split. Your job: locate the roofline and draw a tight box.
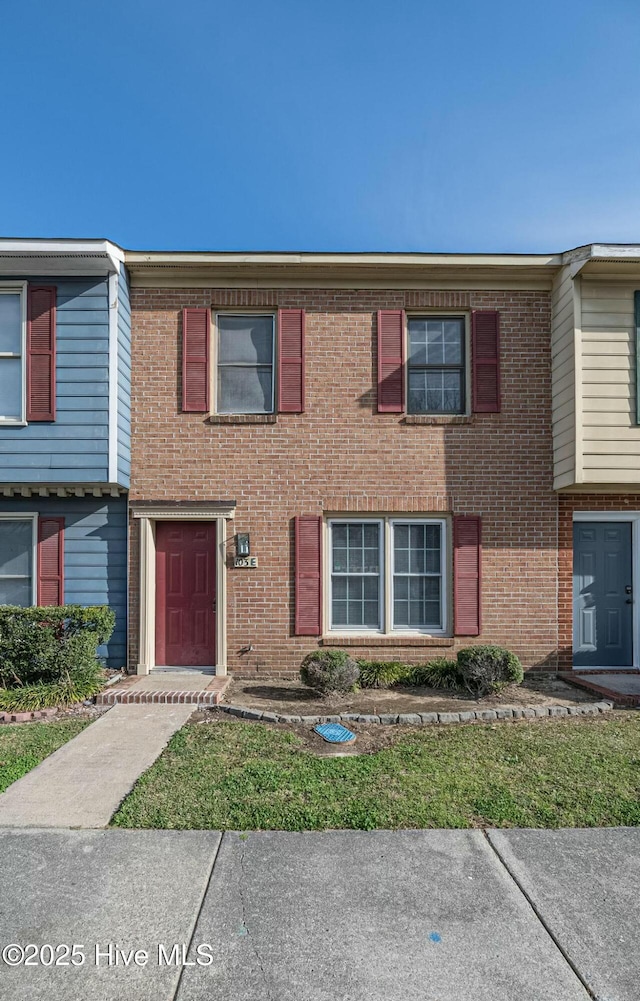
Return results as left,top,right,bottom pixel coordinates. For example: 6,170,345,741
125,250,562,267
0,239,124,276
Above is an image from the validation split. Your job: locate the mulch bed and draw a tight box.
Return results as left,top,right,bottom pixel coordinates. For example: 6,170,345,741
220,675,593,717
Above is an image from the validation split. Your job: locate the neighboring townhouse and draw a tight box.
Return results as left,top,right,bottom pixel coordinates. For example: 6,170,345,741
125,251,561,676
553,244,640,672
0,239,130,666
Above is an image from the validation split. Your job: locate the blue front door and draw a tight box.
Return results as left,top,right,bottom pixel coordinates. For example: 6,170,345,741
573,522,633,668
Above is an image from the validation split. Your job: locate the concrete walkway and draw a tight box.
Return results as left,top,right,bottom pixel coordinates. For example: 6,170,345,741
1,827,640,1000
0,704,191,827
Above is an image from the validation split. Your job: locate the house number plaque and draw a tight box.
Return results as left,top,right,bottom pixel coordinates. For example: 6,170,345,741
234,556,258,568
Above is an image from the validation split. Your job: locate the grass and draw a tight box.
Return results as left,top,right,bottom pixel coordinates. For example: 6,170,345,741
112,714,640,831
0,720,88,793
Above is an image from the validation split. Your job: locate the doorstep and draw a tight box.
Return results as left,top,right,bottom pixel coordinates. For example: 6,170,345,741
97,671,231,706
560,671,640,706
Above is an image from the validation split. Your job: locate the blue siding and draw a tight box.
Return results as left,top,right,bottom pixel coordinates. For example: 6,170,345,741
117,268,131,487
0,497,127,667
0,277,110,483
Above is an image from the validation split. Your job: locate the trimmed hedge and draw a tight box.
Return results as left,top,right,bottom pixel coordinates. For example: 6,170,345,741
300,650,360,696
456,645,524,698
0,606,114,695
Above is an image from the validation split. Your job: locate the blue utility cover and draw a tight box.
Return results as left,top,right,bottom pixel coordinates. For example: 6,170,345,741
314,723,356,744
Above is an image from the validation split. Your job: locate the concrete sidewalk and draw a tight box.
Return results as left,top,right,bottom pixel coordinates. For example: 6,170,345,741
1,827,639,1000
0,704,191,827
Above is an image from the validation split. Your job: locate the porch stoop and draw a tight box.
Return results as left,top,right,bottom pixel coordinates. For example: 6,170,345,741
560,671,640,707
97,672,231,706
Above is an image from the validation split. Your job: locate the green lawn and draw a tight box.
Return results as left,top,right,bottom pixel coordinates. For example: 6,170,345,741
0,720,88,793
112,714,640,830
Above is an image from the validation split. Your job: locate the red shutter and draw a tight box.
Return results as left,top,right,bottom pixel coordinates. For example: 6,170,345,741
472,310,501,413
278,308,305,412
182,308,210,412
27,286,56,421
294,515,322,635
37,517,64,606
453,516,481,636
377,309,405,413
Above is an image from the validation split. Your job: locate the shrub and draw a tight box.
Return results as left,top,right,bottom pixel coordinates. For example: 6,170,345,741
0,674,104,712
357,660,411,688
456,645,523,698
408,658,463,690
0,605,114,694
300,650,360,696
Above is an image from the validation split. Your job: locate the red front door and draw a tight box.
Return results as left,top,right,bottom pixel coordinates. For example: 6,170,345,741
155,521,217,667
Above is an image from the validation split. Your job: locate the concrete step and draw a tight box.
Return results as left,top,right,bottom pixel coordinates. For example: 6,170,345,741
97,672,231,707
560,671,640,706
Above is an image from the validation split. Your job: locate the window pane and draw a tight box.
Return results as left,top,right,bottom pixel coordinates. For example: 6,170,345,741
425,321,445,364
443,320,463,364
333,547,348,573
218,315,273,364
392,522,442,629
417,370,461,413
0,358,22,419
218,366,273,413
408,321,428,364
0,295,21,354
0,520,32,576
0,578,31,606
331,522,380,629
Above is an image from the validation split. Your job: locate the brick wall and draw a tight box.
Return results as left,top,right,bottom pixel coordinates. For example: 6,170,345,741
129,287,557,675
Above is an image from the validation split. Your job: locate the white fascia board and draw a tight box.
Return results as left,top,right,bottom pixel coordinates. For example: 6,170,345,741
125,250,561,268
0,239,124,276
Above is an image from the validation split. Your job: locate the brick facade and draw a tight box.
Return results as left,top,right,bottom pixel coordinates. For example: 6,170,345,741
129,286,558,675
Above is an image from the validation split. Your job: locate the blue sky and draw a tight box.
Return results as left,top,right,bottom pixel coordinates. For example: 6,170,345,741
1,0,639,251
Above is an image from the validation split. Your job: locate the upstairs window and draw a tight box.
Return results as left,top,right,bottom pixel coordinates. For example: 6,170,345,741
407,316,465,414
216,314,275,414
0,286,26,423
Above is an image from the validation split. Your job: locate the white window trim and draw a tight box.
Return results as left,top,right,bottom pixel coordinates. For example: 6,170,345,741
0,513,38,606
211,311,276,415
573,511,640,669
326,516,448,637
0,282,27,426
405,311,470,417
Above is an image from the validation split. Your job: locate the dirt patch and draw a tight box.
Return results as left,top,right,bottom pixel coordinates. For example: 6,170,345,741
220,675,594,716
192,706,637,755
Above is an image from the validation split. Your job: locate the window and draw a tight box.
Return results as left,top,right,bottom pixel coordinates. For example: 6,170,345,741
407,315,465,414
216,314,275,414
0,517,35,606
328,518,446,633
0,285,26,423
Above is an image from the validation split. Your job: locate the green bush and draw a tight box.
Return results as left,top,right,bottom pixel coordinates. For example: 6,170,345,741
356,660,411,688
456,644,524,698
408,658,463,690
0,606,114,697
300,650,360,696
0,674,104,712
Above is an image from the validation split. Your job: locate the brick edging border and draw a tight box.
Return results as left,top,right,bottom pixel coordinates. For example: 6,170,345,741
215,700,614,725
0,707,58,725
